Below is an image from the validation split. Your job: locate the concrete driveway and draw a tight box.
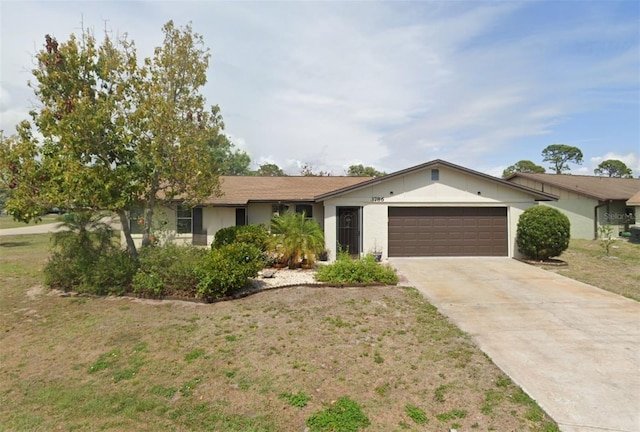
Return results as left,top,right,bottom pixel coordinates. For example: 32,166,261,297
390,257,640,432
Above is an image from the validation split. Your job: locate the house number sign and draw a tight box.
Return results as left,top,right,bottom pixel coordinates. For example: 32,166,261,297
371,197,384,202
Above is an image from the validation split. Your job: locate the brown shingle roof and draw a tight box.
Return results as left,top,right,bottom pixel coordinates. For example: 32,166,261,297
627,190,640,206
202,176,372,205
506,173,640,201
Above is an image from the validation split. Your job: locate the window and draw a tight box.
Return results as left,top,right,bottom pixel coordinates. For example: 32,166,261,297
129,207,144,234
272,204,289,217
431,169,440,181
295,204,313,218
177,205,192,234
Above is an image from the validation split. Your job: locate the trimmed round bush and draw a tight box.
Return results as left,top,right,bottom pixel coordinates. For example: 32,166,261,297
213,224,268,251
196,243,264,300
517,206,570,260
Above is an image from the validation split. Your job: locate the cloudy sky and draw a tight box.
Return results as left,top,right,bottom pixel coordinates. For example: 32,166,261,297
1,1,639,176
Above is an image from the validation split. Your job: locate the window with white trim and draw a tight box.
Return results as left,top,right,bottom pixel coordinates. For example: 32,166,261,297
177,205,192,234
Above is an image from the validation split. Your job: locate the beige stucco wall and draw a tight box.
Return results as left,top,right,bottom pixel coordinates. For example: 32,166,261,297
124,201,325,248
322,167,540,260
246,202,324,228
507,177,629,239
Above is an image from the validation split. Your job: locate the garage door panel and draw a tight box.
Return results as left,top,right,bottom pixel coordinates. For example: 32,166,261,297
388,207,507,257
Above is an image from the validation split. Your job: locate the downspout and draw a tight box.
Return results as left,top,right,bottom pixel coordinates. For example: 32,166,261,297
594,201,609,239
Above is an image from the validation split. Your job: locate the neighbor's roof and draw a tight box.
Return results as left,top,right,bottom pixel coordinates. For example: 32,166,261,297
201,176,372,205
506,172,640,201
627,190,640,206
315,159,558,201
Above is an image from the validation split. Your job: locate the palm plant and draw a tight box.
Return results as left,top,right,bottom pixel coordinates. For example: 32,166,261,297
268,212,324,269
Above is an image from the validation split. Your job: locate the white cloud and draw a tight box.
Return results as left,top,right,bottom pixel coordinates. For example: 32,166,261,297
1,1,637,178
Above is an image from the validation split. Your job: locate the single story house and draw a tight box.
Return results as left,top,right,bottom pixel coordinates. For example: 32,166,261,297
506,173,640,239
128,159,557,260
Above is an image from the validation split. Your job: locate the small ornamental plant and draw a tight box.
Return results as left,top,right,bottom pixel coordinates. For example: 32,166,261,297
516,206,570,261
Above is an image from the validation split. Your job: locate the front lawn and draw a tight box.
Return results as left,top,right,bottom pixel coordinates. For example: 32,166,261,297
0,234,558,431
545,239,640,301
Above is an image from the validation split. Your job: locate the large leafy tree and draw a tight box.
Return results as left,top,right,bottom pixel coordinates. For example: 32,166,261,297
541,144,583,174
347,164,386,177
594,159,633,178
254,163,286,176
0,21,225,258
502,160,546,178
207,134,251,176
1,31,140,228
132,21,224,249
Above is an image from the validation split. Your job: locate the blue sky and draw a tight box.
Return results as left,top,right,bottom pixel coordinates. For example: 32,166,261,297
1,1,639,176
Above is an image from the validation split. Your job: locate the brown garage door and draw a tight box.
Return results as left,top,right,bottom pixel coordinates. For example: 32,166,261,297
388,207,507,257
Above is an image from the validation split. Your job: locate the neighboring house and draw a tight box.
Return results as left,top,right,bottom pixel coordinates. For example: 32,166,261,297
127,160,556,260
506,173,640,239
627,191,640,227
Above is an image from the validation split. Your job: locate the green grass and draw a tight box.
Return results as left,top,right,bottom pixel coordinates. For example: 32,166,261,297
279,391,311,408
405,403,429,425
548,239,640,301
306,397,370,432
0,233,561,431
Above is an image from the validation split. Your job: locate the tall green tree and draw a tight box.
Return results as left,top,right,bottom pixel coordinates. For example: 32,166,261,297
0,21,226,258
206,134,251,175
541,144,583,174
1,31,140,229
347,164,386,177
132,21,224,249
501,160,546,178
594,159,633,178
254,163,286,176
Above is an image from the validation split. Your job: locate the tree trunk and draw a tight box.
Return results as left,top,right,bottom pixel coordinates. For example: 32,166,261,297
141,195,156,247
117,209,138,260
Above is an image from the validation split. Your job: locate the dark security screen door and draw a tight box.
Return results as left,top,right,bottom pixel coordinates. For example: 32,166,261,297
337,207,360,256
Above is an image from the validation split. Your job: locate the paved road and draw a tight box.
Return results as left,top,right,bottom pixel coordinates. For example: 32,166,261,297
0,222,63,236
1,217,121,236
391,257,640,432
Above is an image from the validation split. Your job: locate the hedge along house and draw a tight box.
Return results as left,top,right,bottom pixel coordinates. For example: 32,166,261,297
506,173,640,239
125,176,371,248
316,160,556,260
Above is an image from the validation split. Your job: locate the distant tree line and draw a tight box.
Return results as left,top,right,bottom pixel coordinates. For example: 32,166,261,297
502,144,634,178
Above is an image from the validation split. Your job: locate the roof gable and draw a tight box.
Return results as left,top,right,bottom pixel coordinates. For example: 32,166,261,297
202,176,372,205
315,159,557,201
506,173,640,201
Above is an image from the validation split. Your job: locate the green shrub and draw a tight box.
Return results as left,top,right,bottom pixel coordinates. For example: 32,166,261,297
269,212,324,268
516,206,570,260
306,396,370,432
315,252,398,285
196,243,264,300
213,224,268,251
132,244,207,297
44,211,135,294
89,249,137,295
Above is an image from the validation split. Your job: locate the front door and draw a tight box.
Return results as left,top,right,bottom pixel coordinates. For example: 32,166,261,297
337,207,360,256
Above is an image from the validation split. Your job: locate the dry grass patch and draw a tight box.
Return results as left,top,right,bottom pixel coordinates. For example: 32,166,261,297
546,239,640,301
0,234,557,431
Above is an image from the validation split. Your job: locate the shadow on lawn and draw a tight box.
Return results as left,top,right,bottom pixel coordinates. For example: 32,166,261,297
0,241,31,248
